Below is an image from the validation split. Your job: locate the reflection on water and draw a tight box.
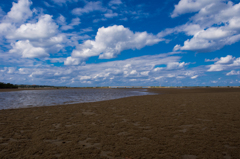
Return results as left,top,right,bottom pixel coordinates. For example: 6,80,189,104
0,89,154,110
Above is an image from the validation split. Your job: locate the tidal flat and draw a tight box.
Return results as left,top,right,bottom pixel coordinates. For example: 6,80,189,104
0,88,240,158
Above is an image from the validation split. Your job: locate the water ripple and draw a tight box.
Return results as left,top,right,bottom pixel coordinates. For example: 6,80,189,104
0,89,154,110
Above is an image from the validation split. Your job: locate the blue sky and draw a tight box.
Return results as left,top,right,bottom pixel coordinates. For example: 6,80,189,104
0,0,240,87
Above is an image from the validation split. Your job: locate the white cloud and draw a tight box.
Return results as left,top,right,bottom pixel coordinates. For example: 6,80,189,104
44,1,55,7
0,67,7,73
216,55,235,64
226,70,240,75
171,0,223,18
211,80,218,83
129,79,137,82
7,67,16,74
2,8,66,57
72,1,106,15
109,0,122,6
153,67,163,72
0,52,201,86
67,52,192,83
140,71,149,76
9,40,49,58
56,14,66,25
71,18,81,26
60,17,81,30
169,1,240,52
120,17,128,21
158,24,202,38
205,57,219,62
18,68,30,74
155,76,163,80
174,27,236,52
196,28,231,40
67,25,162,64
167,62,188,70
104,10,118,18
80,76,91,80
51,0,78,5
6,0,32,23
229,17,240,30
0,23,14,35
207,64,225,72
130,70,138,75
191,75,198,79
192,1,240,27
29,70,45,78
8,14,58,40
64,57,81,65
207,55,240,72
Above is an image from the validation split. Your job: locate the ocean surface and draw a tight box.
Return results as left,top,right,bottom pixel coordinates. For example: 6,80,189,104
0,89,154,110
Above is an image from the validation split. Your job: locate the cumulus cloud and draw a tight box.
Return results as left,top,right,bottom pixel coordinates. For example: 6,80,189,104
173,26,237,52
226,70,240,75
65,25,162,65
171,0,224,18
7,14,58,39
207,55,240,72
64,57,81,65
0,1,73,60
6,0,32,23
72,1,106,15
9,40,49,58
192,1,240,27
169,1,240,53
0,23,14,35
216,55,235,64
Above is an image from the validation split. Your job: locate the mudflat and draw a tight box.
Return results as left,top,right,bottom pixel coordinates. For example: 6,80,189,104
0,89,22,92
0,88,240,159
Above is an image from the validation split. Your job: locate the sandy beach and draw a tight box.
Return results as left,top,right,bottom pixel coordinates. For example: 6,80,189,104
0,88,240,158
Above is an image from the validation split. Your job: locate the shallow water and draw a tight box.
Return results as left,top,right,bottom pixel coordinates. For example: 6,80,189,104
0,89,154,110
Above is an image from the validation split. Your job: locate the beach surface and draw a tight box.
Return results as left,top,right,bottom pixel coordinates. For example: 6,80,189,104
0,88,240,158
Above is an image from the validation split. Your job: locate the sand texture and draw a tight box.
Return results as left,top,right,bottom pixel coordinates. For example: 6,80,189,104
0,88,240,158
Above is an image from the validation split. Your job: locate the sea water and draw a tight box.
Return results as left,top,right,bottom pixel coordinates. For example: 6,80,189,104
0,89,154,110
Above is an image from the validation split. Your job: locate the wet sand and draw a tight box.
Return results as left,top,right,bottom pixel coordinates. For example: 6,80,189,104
0,89,23,92
0,88,240,158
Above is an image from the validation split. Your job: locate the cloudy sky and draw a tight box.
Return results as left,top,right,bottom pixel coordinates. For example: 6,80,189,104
0,0,240,87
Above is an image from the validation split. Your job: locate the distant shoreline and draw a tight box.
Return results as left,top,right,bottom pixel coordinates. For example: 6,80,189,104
0,86,240,92
0,87,110,92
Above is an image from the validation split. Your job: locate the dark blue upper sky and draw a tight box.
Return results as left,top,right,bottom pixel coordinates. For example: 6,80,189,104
0,0,240,86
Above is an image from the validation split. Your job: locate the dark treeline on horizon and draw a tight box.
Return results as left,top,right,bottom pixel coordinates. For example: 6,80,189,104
0,82,18,89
